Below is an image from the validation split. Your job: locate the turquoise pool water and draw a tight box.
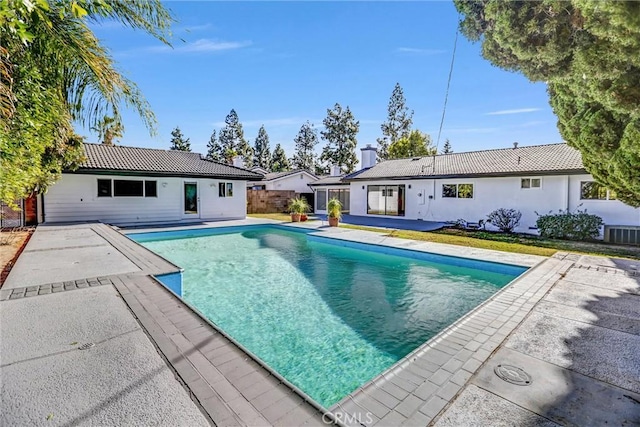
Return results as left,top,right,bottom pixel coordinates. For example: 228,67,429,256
135,226,523,407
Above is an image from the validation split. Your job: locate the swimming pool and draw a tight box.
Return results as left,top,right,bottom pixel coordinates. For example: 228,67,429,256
131,226,526,407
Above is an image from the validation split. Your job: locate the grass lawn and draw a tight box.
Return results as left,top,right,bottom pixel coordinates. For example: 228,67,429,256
248,213,640,259
342,225,640,259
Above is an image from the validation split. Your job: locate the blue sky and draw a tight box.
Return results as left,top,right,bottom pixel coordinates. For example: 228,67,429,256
85,1,562,160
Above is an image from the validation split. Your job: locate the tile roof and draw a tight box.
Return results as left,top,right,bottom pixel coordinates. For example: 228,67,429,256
346,143,585,181
261,169,317,182
308,175,349,186
74,143,263,180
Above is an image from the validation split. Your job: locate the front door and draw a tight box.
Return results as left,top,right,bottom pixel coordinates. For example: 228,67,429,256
183,181,200,218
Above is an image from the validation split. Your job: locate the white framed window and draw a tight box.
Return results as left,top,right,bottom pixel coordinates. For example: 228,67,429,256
521,178,541,189
218,182,234,197
97,179,157,197
580,181,616,200
442,183,473,199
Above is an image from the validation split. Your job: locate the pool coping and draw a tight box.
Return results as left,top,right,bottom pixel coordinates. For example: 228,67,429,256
120,219,565,425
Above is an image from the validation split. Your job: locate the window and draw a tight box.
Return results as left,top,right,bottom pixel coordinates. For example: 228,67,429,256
442,184,457,198
367,185,405,216
98,179,159,197
97,179,111,197
521,178,541,189
580,181,615,200
328,189,350,213
114,180,143,197
219,182,233,197
442,183,473,199
316,190,327,210
145,181,157,197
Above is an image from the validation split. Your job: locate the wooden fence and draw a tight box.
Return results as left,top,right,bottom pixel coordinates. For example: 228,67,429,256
246,190,297,214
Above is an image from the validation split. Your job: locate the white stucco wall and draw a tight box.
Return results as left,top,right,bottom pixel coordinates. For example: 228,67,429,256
44,173,247,225
265,173,316,193
567,174,640,226
348,174,639,232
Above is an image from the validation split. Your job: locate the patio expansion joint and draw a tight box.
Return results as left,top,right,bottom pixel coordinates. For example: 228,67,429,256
332,257,574,425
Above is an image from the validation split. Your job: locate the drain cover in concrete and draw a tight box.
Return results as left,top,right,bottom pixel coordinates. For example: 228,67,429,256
494,364,532,386
77,342,95,350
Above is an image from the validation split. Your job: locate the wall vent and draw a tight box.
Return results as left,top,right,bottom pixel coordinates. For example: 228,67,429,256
604,225,640,245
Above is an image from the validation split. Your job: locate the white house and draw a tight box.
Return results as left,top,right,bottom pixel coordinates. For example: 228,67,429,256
311,143,640,236
247,169,318,193
41,143,263,225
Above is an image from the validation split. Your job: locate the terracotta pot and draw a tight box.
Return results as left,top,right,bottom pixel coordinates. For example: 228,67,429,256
300,214,308,222
291,213,301,222
328,217,339,227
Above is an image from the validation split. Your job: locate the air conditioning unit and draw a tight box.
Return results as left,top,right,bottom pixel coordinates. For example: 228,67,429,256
604,225,640,245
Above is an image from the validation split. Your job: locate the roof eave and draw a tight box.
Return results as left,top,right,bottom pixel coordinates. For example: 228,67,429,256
344,168,588,181
68,168,263,181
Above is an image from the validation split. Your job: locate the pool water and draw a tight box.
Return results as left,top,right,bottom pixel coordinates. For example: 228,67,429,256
137,227,522,407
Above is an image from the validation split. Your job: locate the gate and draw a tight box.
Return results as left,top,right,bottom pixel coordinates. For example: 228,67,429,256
0,200,24,228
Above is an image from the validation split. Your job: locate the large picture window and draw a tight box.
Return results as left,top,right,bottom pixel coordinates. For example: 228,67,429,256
328,189,350,213
114,180,144,197
97,179,157,197
580,181,616,200
367,185,405,216
442,183,473,199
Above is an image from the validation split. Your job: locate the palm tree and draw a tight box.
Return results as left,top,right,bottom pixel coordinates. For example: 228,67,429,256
0,1,174,204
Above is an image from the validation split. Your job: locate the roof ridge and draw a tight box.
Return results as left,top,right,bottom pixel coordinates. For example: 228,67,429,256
84,142,198,155
377,142,568,164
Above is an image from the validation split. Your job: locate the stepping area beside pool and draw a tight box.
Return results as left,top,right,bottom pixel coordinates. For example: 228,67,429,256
1,219,638,426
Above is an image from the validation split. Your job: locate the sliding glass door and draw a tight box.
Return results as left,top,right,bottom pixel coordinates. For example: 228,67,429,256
367,185,405,216
328,189,350,213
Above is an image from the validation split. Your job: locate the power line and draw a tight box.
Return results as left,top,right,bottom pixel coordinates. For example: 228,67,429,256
432,26,459,173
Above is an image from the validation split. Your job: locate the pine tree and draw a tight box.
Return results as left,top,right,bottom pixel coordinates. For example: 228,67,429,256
320,103,360,174
292,121,319,171
218,109,250,164
455,0,640,206
170,127,191,152
442,138,453,154
377,83,413,161
270,144,291,172
253,125,271,170
206,129,224,162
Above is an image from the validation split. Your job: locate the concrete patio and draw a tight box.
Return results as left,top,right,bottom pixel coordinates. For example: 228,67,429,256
1,219,639,426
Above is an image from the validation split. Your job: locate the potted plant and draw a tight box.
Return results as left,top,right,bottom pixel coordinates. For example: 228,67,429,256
327,197,342,227
288,197,309,222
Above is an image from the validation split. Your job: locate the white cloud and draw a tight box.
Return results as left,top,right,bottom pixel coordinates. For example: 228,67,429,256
485,108,541,116
126,39,251,55
396,47,446,55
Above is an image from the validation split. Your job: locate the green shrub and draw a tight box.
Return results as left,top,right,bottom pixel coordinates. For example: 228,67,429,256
536,209,603,241
487,208,522,233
